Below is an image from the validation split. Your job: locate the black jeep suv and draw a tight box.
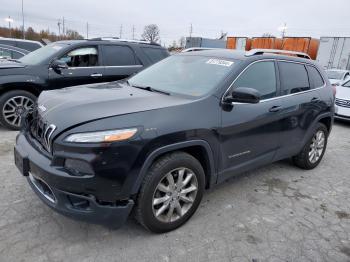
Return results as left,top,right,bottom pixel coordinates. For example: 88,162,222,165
14,49,334,233
0,38,169,130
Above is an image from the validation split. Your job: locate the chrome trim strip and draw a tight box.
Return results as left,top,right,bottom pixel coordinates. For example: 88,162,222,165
222,59,327,105
44,124,56,152
29,173,56,203
50,65,143,70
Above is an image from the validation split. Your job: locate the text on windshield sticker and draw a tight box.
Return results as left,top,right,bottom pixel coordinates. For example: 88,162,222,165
206,59,234,67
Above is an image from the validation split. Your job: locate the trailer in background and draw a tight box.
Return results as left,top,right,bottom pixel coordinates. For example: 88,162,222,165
281,37,319,60
250,37,282,50
316,37,350,70
226,37,251,50
185,37,226,49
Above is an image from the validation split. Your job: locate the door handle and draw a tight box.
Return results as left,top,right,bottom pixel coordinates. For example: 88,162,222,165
311,97,320,102
90,73,103,78
269,105,282,112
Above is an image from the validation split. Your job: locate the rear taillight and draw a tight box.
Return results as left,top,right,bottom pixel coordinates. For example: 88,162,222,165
331,84,337,96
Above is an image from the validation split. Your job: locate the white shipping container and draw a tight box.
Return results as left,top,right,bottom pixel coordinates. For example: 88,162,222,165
236,38,247,50
316,37,350,70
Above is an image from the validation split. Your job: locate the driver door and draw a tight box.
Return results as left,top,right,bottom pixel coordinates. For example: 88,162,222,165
218,60,283,182
48,46,105,89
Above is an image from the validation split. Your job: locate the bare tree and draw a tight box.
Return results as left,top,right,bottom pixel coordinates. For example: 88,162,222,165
142,24,160,43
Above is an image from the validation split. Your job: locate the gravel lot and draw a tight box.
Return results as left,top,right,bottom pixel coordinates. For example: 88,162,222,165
0,122,349,262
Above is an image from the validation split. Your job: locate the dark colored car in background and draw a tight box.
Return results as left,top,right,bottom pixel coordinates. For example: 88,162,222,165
0,44,29,60
0,38,169,129
14,49,334,233
0,37,44,52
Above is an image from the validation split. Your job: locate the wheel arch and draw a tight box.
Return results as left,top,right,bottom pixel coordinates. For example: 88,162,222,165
131,140,217,195
0,82,41,97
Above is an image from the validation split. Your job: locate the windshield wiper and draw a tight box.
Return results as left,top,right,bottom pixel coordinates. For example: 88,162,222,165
131,84,170,96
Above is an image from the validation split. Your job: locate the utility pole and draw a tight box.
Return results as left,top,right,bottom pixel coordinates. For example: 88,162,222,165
86,22,89,39
132,25,135,40
5,16,14,37
57,19,61,39
189,23,193,47
21,0,25,39
119,24,123,38
62,17,65,36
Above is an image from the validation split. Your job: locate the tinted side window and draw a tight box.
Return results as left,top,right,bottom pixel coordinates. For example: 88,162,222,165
102,45,139,66
0,48,11,58
17,42,41,51
233,61,277,99
141,47,168,63
59,46,99,67
11,51,24,59
307,66,324,88
279,62,310,95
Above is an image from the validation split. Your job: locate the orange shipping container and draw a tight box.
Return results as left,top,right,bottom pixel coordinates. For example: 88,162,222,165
250,37,282,50
282,37,320,60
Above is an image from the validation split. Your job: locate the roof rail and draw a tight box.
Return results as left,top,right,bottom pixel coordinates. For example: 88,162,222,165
181,47,218,53
246,49,311,59
88,37,160,46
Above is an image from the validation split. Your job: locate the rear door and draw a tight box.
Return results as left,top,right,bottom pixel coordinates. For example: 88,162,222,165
218,60,283,182
48,45,105,89
274,61,323,159
101,45,143,82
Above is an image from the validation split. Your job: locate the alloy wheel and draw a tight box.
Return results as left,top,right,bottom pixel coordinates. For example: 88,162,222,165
152,167,198,223
2,96,34,128
309,130,326,164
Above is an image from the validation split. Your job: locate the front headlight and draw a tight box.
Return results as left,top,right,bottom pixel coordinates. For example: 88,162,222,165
65,128,138,143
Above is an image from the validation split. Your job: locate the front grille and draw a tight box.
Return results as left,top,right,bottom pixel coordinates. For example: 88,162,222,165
335,98,350,108
26,107,56,153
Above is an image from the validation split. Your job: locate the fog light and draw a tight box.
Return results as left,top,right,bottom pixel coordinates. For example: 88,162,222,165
64,159,94,176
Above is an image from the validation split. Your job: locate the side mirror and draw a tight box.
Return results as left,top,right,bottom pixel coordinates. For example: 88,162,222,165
223,87,261,104
51,60,68,70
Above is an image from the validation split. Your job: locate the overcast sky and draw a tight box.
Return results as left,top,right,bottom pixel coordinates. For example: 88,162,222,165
0,0,349,45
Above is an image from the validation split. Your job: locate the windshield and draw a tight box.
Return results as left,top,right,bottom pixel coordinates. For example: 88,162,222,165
128,55,236,97
326,70,344,80
19,43,67,65
343,80,350,88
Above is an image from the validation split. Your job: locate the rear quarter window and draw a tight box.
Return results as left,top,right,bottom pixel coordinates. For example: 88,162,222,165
102,45,139,66
278,62,310,95
307,66,325,88
141,47,169,63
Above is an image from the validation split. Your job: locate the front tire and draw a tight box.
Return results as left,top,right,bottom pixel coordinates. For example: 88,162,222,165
135,152,205,233
293,123,328,170
0,90,36,130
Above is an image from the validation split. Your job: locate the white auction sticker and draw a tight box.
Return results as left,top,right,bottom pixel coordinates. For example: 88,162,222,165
206,59,234,67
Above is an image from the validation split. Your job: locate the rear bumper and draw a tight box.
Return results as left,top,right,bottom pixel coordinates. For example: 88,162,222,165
14,132,134,228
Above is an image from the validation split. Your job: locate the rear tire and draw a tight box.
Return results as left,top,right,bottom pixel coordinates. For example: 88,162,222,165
293,123,328,170
0,90,36,130
135,152,205,233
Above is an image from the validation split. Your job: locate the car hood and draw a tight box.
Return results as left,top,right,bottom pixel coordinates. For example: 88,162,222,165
336,85,350,99
329,79,341,85
0,59,25,69
37,82,192,133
